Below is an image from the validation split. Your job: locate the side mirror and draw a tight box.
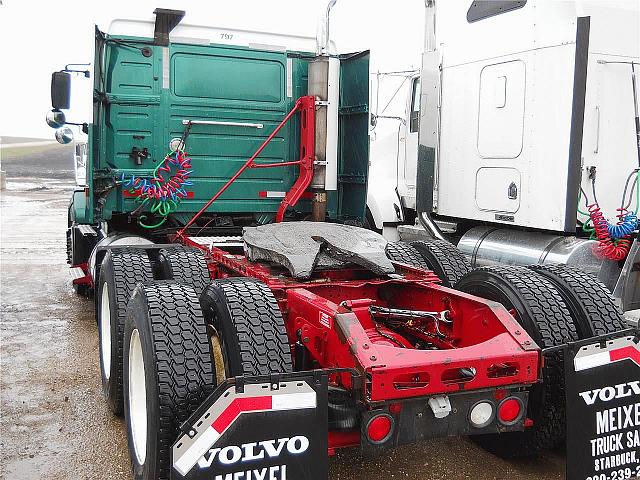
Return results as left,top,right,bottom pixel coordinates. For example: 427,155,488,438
51,71,71,110
370,113,377,128
55,127,74,145
46,109,66,129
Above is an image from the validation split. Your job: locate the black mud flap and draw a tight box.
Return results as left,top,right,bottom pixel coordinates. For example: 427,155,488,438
171,372,329,480
559,328,640,480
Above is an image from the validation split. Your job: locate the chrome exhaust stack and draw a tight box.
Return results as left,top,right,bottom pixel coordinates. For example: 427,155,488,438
310,0,340,221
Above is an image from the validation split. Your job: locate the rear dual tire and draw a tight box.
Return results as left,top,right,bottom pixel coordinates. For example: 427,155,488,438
386,239,471,287
455,265,578,457
124,283,215,480
527,264,626,338
385,242,430,270
97,245,210,417
410,240,472,287
123,278,292,480
97,249,153,416
200,278,293,377
158,246,210,295
456,264,625,458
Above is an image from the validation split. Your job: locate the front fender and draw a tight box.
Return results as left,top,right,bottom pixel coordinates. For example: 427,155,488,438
71,189,90,225
367,180,402,229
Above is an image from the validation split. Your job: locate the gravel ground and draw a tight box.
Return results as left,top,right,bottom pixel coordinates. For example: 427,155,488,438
0,145,566,479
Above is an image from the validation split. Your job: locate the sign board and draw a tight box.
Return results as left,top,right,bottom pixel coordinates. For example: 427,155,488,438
565,334,640,480
172,374,328,480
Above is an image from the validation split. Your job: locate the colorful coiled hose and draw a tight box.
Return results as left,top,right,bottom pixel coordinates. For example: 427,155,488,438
608,210,638,239
588,203,633,261
121,150,193,229
579,169,639,261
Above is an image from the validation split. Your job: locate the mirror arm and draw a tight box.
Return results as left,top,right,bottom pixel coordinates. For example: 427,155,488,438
63,66,90,78
64,121,90,134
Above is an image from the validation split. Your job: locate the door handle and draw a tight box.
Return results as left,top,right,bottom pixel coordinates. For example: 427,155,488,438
593,106,600,154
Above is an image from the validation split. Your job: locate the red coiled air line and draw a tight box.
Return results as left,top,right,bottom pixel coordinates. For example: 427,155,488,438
588,203,631,261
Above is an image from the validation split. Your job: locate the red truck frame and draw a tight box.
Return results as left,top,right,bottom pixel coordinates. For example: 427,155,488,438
180,233,541,450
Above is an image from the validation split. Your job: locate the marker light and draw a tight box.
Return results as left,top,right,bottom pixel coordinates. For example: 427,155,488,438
497,397,523,424
469,401,495,428
366,414,394,443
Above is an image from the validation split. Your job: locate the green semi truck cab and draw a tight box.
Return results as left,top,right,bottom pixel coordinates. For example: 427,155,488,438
51,9,369,276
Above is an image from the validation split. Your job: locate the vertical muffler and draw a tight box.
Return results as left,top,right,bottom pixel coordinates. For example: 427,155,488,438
309,1,340,221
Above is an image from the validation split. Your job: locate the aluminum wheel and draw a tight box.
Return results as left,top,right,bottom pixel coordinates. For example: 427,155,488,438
128,328,147,465
100,283,111,380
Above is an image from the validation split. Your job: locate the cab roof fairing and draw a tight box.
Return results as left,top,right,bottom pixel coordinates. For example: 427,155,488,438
103,17,337,54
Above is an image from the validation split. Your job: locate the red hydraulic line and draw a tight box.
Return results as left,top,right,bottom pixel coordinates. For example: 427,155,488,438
177,97,308,237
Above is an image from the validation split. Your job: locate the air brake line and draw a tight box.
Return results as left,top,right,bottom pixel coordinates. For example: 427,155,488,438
121,149,193,229
578,168,640,261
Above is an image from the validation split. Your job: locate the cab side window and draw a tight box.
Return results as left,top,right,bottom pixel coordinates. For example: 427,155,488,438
410,78,421,133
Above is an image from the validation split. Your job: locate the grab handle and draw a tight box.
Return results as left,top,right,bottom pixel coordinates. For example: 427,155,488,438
181,119,264,129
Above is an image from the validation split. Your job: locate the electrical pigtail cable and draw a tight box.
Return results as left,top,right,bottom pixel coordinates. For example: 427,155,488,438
120,148,193,229
580,168,640,261
577,187,596,239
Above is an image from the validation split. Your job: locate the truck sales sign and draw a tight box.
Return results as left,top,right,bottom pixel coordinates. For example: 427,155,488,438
172,375,328,480
566,334,640,480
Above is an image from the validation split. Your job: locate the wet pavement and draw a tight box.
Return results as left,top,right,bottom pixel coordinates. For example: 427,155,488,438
0,145,565,479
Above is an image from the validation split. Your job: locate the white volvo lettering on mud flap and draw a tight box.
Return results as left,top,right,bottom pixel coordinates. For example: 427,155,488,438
172,381,316,477
579,381,640,405
197,436,310,468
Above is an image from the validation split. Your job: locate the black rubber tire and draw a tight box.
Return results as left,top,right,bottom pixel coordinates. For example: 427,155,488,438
124,282,215,480
200,278,293,377
158,246,210,295
455,265,578,457
385,242,430,270
528,264,626,338
97,248,153,416
410,239,472,287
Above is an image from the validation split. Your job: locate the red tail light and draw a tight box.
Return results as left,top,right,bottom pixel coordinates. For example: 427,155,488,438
497,397,523,424
366,414,394,443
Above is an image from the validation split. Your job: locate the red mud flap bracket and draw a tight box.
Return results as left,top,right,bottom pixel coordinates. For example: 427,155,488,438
171,371,330,480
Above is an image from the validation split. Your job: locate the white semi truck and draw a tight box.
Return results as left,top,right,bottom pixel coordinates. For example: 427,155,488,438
367,69,421,240
369,0,640,312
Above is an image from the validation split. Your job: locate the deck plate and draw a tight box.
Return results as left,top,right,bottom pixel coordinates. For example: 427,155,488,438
243,222,394,279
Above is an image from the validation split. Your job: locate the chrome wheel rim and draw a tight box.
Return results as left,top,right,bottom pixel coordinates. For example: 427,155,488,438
100,284,111,380
128,328,147,465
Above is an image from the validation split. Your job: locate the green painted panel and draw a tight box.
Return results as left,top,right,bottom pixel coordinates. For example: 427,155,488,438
72,190,89,224
333,51,370,223
105,47,158,96
104,104,161,170
87,32,368,226
172,53,284,103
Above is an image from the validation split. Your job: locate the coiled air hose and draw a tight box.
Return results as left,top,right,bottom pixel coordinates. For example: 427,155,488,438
588,203,632,261
121,149,193,229
580,169,639,261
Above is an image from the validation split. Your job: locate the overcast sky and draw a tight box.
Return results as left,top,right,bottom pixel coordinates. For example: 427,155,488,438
0,0,424,139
